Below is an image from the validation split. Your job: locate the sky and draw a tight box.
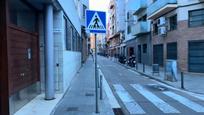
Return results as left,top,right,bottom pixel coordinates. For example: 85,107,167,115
89,0,110,23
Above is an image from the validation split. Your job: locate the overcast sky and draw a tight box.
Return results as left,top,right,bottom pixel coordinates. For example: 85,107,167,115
89,0,110,23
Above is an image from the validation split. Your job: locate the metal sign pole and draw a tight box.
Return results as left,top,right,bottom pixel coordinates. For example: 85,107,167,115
95,33,99,113
85,10,106,114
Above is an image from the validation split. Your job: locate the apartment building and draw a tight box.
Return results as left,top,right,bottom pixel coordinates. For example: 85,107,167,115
147,0,204,73
124,0,138,58
79,0,90,63
0,0,89,114
107,0,125,57
132,0,152,65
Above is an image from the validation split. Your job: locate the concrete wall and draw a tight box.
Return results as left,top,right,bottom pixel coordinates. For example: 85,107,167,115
62,51,81,92
39,0,83,93
53,9,82,93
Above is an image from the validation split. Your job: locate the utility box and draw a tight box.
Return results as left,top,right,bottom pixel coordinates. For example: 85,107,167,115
165,60,178,82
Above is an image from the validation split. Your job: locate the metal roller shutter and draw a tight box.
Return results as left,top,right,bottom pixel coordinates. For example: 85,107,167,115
189,41,204,73
153,44,164,66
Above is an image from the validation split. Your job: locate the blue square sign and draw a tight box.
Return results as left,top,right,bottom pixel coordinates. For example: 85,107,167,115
86,10,106,33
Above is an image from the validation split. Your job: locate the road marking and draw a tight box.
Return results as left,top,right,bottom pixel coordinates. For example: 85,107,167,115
98,69,120,108
113,84,145,114
131,84,180,113
186,93,204,101
163,91,204,112
152,81,204,102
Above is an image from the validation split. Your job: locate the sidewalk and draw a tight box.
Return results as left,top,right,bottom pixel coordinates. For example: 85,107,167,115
52,58,115,115
110,57,204,94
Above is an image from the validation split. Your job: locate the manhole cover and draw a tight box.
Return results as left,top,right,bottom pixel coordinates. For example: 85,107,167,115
85,93,94,96
66,107,79,112
146,84,169,91
113,108,124,115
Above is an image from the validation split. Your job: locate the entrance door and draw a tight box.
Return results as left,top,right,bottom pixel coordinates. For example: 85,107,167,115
153,44,164,66
138,45,142,63
129,47,134,56
189,41,204,73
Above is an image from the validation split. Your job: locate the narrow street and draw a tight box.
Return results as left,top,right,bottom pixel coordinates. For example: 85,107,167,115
98,56,204,115
1,0,204,115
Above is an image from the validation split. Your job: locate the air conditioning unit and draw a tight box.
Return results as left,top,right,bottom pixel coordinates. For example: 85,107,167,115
158,27,167,36
157,17,166,26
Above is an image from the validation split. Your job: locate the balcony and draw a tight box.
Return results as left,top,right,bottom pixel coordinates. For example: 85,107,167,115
147,0,177,19
133,0,147,15
132,21,150,36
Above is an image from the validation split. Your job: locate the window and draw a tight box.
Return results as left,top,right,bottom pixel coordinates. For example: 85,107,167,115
83,5,87,18
77,35,81,51
74,30,77,51
64,18,69,50
169,15,177,31
127,12,130,20
72,27,75,51
9,0,37,32
167,42,177,60
138,15,147,22
143,44,147,53
74,30,79,51
112,26,115,34
153,23,158,35
127,25,131,34
112,15,115,24
64,17,72,50
189,9,204,27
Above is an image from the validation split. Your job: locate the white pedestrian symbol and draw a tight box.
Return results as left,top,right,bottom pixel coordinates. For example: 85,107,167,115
88,12,105,30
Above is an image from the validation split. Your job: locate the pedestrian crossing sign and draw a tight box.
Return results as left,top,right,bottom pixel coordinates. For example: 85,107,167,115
86,10,106,33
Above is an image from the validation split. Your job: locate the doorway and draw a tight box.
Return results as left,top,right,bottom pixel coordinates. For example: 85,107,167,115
138,45,142,63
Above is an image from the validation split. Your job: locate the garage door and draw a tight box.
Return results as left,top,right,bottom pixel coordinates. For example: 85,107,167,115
153,44,164,66
189,41,204,73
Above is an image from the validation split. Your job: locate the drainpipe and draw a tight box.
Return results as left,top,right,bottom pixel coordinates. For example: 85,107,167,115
45,4,55,100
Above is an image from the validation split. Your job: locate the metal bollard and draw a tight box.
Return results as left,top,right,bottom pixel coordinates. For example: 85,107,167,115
136,62,138,70
97,73,100,88
181,72,184,89
143,63,145,73
100,75,103,100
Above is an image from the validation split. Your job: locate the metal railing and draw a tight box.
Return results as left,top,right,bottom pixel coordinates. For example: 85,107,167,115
131,21,151,36
147,0,177,17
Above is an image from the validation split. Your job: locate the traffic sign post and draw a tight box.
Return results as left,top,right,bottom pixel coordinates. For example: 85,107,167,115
86,10,106,113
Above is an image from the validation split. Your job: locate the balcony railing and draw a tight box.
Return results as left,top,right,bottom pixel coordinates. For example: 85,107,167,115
132,21,150,36
147,0,177,19
134,0,147,15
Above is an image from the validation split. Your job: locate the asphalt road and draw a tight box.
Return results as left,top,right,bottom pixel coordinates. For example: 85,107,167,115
98,56,204,115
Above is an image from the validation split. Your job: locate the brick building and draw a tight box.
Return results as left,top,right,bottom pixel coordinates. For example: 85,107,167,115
147,0,204,72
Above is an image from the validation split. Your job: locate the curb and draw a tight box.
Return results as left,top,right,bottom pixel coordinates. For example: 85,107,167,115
113,60,204,95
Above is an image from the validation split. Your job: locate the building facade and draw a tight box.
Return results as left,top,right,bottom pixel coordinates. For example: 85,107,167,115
147,0,204,72
0,0,89,114
132,0,152,65
124,0,138,58
107,0,125,57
